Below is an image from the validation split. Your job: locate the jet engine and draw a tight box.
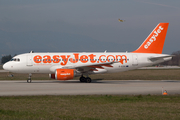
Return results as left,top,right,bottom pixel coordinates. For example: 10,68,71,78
49,69,76,80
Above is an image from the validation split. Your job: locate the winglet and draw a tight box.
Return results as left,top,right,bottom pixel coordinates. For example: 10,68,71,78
132,23,169,54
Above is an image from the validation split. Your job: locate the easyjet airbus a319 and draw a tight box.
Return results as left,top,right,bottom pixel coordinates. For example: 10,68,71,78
3,23,172,83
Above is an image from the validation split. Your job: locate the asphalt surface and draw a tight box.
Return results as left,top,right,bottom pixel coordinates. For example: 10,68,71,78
0,80,179,96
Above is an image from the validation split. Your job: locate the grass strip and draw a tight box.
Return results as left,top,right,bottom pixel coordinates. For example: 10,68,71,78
0,95,180,120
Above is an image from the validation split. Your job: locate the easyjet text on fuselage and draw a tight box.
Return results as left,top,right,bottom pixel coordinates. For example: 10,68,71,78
33,53,128,66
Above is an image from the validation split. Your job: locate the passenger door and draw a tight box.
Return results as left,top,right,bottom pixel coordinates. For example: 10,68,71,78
27,55,33,66
132,55,138,66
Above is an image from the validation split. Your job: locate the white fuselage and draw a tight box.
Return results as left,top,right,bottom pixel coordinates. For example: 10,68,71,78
3,52,171,75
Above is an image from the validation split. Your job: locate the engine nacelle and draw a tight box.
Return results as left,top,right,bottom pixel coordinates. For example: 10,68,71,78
49,69,75,80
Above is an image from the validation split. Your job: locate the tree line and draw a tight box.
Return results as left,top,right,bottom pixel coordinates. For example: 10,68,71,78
1,51,180,66
160,51,180,66
1,55,12,64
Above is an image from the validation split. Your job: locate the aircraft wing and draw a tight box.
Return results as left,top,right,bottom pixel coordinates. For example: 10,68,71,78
64,61,118,73
50,61,118,73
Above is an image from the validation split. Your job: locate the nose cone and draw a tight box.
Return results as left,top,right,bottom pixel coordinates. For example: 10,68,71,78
3,62,10,71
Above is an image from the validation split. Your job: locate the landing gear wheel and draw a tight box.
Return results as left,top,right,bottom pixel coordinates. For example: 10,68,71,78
27,79,31,83
79,75,92,83
86,77,91,83
27,73,32,83
80,76,86,82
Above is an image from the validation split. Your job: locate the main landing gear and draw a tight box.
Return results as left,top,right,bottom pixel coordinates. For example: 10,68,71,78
79,75,92,83
27,73,32,83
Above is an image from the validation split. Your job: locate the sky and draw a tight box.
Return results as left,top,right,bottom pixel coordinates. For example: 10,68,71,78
0,0,180,56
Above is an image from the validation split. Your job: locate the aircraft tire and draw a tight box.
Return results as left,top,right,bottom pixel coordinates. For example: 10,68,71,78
86,77,91,83
80,76,86,82
27,79,31,83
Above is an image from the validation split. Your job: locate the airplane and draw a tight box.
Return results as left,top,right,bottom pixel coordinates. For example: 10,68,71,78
3,23,172,83
118,19,125,22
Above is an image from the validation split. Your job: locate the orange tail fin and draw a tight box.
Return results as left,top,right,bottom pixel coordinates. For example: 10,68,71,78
132,23,169,54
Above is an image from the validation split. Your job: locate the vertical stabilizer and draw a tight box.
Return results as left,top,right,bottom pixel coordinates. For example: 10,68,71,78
132,23,169,54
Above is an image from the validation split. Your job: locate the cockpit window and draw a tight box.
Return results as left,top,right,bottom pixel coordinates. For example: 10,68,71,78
11,58,20,62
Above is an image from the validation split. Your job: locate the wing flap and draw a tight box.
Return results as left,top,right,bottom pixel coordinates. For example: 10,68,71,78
63,61,117,69
61,61,117,73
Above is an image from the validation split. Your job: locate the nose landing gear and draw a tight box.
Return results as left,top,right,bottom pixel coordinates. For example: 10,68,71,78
27,73,32,83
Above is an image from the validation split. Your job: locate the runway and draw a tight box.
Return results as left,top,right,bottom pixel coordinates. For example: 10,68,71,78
0,80,180,96
0,70,8,72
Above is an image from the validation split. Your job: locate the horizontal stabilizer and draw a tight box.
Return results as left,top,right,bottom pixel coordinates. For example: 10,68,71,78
148,55,173,61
